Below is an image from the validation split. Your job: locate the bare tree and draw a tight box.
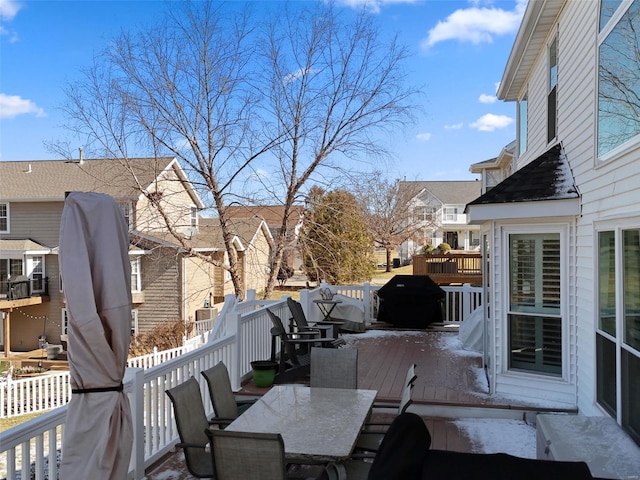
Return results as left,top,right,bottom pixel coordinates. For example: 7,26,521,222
355,173,423,272
254,3,418,296
53,1,418,299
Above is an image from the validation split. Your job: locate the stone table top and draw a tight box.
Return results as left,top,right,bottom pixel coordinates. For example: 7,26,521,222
226,385,377,462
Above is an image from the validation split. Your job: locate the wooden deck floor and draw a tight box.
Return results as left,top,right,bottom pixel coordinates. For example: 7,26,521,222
147,328,567,478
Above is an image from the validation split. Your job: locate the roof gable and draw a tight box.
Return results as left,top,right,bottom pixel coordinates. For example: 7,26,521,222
400,180,482,205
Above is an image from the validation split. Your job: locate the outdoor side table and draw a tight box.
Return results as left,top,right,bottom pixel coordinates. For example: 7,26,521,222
313,299,344,337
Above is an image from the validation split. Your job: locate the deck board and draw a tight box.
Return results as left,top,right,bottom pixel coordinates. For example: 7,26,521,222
146,329,571,478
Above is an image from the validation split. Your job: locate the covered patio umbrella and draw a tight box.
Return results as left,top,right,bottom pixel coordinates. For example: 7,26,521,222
59,192,133,479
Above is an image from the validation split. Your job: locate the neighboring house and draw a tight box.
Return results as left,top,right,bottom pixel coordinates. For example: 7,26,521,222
398,180,482,261
466,0,640,446
225,205,305,271
0,157,271,352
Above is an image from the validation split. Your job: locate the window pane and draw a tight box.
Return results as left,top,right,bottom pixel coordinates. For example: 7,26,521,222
622,348,640,444
600,0,623,31
598,1,640,157
599,231,616,336
509,314,562,375
623,229,640,351
510,234,560,314
597,333,617,416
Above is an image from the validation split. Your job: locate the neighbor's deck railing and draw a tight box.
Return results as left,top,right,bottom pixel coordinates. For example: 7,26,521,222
0,283,482,479
412,254,482,285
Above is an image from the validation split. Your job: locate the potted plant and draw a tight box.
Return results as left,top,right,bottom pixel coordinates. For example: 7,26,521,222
250,360,278,387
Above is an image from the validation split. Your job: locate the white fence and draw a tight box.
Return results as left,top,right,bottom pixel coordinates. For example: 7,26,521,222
0,283,482,479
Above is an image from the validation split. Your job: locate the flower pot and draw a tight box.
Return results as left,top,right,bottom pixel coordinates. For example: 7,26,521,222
251,360,278,388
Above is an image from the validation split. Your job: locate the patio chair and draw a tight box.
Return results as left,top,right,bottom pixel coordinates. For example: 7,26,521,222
165,377,215,478
372,363,417,409
267,308,338,384
354,381,414,453
201,362,256,428
310,346,358,389
287,297,345,345
206,429,335,480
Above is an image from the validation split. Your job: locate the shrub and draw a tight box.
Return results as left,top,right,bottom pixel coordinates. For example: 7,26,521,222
419,244,435,255
437,243,451,253
130,319,194,356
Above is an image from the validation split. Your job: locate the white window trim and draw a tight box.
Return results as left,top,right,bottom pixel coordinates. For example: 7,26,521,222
0,202,9,233
27,255,45,293
130,257,142,293
500,223,570,381
594,214,640,425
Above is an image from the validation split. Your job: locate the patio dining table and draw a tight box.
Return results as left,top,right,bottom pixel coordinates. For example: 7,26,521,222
225,385,377,463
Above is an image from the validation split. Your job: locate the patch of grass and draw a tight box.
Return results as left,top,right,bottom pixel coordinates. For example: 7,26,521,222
0,412,42,433
372,264,412,281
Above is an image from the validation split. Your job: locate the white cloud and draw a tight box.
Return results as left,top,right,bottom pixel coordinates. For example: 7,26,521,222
0,93,46,119
444,122,463,130
332,0,418,14
478,93,496,104
469,113,512,132
421,0,526,49
416,132,431,141
0,0,21,20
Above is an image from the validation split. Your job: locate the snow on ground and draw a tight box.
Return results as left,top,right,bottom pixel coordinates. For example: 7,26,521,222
454,418,537,459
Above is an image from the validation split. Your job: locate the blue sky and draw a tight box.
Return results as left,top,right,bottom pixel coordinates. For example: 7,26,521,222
0,0,525,180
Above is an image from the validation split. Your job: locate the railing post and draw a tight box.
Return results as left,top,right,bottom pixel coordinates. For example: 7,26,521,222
362,282,371,325
299,289,310,325
229,311,242,391
125,367,145,480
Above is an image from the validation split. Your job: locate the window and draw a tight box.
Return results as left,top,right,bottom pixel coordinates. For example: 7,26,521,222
548,36,558,144
508,233,562,375
469,230,480,248
443,207,458,222
61,308,69,336
119,202,134,230
597,0,640,158
131,309,139,336
130,257,141,293
414,206,436,223
0,203,8,232
518,94,528,155
29,256,44,293
190,206,198,227
597,227,640,445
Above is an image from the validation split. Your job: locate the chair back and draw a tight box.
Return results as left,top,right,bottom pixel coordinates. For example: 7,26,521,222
201,362,240,419
165,377,214,478
310,347,358,389
287,297,311,328
398,382,414,415
404,363,417,387
208,429,287,480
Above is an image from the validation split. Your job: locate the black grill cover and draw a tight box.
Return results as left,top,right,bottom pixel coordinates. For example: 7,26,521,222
376,275,445,328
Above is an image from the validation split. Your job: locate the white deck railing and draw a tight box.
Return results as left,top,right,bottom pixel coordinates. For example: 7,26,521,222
0,283,482,479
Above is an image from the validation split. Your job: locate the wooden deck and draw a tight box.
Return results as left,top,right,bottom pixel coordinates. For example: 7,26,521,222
147,328,573,478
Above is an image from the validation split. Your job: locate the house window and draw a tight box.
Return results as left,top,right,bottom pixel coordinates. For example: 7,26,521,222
548,36,558,144
0,203,8,233
414,206,436,223
518,94,528,155
61,308,69,336
29,256,44,293
190,206,198,227
469,230,480,248
597,227,640,445
508,233,562,375
130,257,141,293
131,309,139,336
597,0,640,158
443,207,458,222
119,202,134,230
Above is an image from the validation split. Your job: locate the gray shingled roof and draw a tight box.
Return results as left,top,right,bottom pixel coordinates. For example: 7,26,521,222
0,158,176,201
0,238,52,252
399,180,482,205
466,144,579,206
